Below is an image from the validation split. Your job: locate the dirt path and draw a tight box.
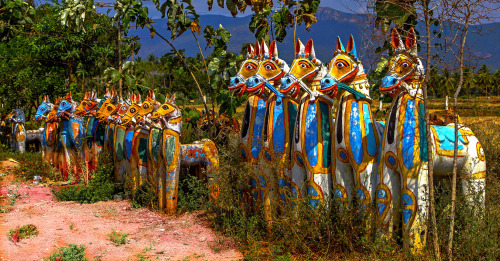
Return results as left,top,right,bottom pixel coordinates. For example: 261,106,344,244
0,161,242,261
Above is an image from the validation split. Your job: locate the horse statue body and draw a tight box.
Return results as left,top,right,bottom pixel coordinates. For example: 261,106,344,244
280,39,333,207
319,35,384,213
229,42,266,205
246,40,295,219
6,109,26,153
376,28,487,252
56,92,83,180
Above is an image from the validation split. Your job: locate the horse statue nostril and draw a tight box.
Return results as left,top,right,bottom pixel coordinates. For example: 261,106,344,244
234,78,239,84
286,79,291,84
392,78,397,84
254,78,259,83
325,79,331,84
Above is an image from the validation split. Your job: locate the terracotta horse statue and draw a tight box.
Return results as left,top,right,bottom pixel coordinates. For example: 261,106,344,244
6,109,26,153
35,96,60,166
97,91,131,181
280,38,333,207
145,93,182,213
377,28,486,252
56,91,83,180
118,92,155,189
319,35,385,214
229,41,264,204
75,91,103,175
246,40,294,219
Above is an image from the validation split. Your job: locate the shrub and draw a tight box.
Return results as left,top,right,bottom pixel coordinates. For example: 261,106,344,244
8,224,38,241
47,244,88,261
107,229,129,246
52,151,122,203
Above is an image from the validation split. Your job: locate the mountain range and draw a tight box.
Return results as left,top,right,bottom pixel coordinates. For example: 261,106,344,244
131,7,500,70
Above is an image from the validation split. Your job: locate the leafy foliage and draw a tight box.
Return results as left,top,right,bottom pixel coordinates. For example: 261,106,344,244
107,229,129,246
52,151,121,203
0,0,36,41
8,224,39,241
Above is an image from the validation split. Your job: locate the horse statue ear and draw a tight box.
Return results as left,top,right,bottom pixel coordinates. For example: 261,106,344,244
295,38,305,57
346,34,357,59
269,40,278,59
336,36,345,52
391,27,405,52
66,91,72,101
254,40,260,59
170,93,176,103
151,90,156,101
304,39,316,60
405,27,417,56
137,93,142,103
165,93,170,103
246,43,254,58
261,40,269,58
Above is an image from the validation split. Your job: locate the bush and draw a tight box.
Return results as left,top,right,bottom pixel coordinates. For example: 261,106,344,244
52,151,122,203
107,229,129,246
8,224,38,241
47,244,88,261
177,172,210,212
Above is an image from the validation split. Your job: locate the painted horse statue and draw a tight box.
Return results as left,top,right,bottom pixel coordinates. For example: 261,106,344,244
229,41,265,206
376,28,486,252
319,35,385,214
6,109,26,153
35,96,60,166
246,40,295,219
75,91,103,175
56,91,83,180
280,38,333,207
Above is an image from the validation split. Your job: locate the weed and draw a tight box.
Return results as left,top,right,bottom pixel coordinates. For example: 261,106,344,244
0,187,20,213
177,173,210,212
69,223,75,230
47,244,88,261
107,229,129,246
8,224,39,241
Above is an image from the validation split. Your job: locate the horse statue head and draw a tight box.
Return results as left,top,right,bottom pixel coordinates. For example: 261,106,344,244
246,40,289,98
320,35,370,100
228,41,261,97
280,38,326,100
96,89,121,121
118,93,145,125
57,91,79,119
46,97,62,123
75,91,100,116
148,93,182,132
380,28,424,98
35,95,54,121
6,108,25,124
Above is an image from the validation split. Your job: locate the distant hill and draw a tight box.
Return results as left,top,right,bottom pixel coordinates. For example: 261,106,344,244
131,7,500,70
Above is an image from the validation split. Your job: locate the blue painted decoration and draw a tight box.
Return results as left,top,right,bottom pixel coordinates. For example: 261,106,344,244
349,101,363,165
251,98,266,159
362,103,377,156
402,100,416,169
272,101,285,155
432,125,465,151
402,193,413,224
305,102,318,167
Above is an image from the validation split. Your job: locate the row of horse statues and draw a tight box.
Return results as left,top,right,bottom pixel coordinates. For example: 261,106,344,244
31,89,218,213
229,28,486,252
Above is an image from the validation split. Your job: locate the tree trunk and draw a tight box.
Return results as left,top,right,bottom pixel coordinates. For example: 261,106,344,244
449,4,472,260
118,20,123,98
422,1,441,260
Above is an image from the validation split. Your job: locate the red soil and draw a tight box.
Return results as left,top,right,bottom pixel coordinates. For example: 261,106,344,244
0,161,242,260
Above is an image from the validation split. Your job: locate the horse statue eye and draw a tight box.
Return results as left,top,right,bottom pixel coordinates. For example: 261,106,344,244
336,62,345,68
402,63,409,69
300,63,307,69
162,105,168,110
107,106,113,111
143,104,149,109
130,108,136,113
246,64,253,70
265,65,272,70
